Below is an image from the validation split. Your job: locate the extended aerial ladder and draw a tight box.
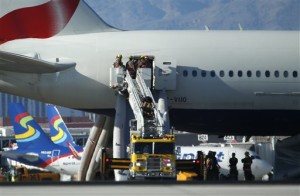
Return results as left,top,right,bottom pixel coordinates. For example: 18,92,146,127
126,69,166,136
110,67,166,137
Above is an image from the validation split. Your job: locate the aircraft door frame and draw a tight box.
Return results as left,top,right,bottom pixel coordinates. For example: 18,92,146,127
153,57,177,90
51,149,60,166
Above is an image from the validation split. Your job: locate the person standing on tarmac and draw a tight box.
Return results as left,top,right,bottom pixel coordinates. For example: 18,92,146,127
229,152,238,180
10,167,16,182
241,151,254,181
205,151,213,180
3,167,9,182
211,151,221,180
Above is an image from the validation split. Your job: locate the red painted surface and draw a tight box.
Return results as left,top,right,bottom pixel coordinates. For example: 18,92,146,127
50,115,60,126
0,0,80,45
15,112,30,123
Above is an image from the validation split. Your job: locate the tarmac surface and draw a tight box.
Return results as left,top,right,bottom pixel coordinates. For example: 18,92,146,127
0,181,299,196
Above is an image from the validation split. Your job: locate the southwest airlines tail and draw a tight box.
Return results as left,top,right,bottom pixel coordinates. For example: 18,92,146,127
47,104,83,159
8,103,54,149
47,104,75,147
3,103,82,172
0,0,118,44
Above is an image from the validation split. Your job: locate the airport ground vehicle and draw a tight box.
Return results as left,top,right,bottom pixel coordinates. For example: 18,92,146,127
100,146,204,181
110,66,179,180
15,166,60,182
128,133,176,179
104,65,205,180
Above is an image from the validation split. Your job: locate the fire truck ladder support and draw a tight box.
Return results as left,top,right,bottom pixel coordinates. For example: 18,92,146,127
100,148,205,180
125,70,166,137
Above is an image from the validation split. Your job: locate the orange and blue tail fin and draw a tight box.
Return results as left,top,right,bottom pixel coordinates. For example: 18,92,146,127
47,104,76,147
47,104,82,158
8,103,54,149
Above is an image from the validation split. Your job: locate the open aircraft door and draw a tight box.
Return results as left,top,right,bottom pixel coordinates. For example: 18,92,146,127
153,57,177,90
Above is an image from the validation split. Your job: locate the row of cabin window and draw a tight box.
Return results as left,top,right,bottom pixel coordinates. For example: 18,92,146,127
182,70,299,78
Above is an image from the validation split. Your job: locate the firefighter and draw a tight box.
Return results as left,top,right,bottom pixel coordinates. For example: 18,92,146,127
125,56,136,79
138,55,151,68
143,56,151,68
229,152,238,180
138,55,146,68
141,96,154,118
241,151,254,181
113,54,124,69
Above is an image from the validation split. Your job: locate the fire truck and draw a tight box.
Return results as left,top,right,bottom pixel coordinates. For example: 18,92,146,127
128,133,176,179
105,58,203,180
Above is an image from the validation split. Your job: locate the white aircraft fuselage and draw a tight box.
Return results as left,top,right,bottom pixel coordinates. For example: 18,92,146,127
0,0,299,136
45,152,82,176
1,30,298,109
0,31,299,135
4,149,82,176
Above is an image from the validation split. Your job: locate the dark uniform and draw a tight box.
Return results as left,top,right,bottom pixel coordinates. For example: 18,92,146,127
205,151,214,180
125,56,136,79
211,151,220,180
141,96,154,118
241,151,254,181
205,151,220,181
138,56,151,68
143,56,151,68
229,153,238,180
113,54,125,69
138,56,146,68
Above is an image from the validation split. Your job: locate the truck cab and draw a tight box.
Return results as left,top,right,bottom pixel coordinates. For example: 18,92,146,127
128,134,176,179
